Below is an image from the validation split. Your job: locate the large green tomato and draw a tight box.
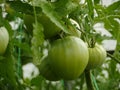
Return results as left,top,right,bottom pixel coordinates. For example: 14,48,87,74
39,57,61,81
48,36,89,80
86,43,107,69
0,27,9,55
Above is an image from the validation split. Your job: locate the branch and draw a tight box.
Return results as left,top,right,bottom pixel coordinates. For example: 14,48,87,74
85,70,95,90
107,53,120,64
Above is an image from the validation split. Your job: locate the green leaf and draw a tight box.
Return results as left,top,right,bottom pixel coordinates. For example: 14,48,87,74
94,4,106,19
106,1,120,15
104,17,119,38
94,0,100,5
52,0,69,16
6,1,42,15
39,1,70,34
52,0,78,16
31,75,44,87
14,40,32,54
0,44,17,89
86,0,94,19
33,0,79,36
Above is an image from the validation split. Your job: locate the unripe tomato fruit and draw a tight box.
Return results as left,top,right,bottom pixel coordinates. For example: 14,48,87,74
23,14,61,38
23,14,35,34
86,43,107,69
48,36,89,80
38,15,61,38
0,27,9,55
39,57,61,81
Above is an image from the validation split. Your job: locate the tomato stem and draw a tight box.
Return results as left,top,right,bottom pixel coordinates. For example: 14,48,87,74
107,53,120,64
85,70,95,90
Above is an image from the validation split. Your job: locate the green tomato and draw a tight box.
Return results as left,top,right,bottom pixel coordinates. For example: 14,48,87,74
23,14,34,34
48,36,89,80
39,57,61,81
23,14,61,38
0,27,9,55
38,15,61,38
86,43,107,69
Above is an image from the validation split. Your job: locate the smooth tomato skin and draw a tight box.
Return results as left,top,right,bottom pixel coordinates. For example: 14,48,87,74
48,36,89,80
39,57,61,81
86,43,107,69
0,27,9,55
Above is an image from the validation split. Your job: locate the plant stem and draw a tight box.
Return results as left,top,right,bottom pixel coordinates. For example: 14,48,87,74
107,53,120,64
17,20,23,79
85,70,95,90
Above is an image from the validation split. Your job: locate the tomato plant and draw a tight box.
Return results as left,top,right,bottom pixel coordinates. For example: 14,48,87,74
0,27,9,55
48,36,89,80
0,0,120,90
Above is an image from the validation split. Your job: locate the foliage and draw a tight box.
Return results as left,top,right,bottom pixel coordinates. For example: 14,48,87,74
0,0,120,90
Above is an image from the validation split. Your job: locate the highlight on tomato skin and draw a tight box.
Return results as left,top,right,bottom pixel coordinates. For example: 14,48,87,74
86,43,107,70
48,36,89,80
0,27,9,55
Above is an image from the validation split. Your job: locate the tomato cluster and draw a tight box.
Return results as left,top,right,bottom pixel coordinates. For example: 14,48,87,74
0,25,106,81
39,36,107,81
0,15,106,81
